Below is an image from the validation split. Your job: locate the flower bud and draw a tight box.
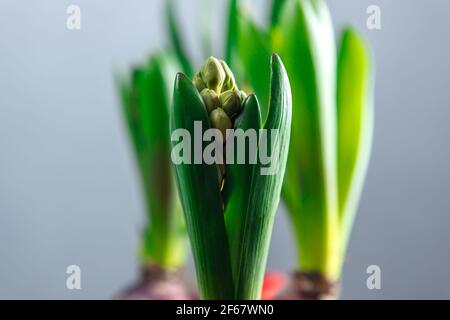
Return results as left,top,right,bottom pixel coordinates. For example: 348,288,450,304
210,108,232,141
193,72,206,92
201,57,226,93
200,89,220,113
220,60,237,92
220,90,242,117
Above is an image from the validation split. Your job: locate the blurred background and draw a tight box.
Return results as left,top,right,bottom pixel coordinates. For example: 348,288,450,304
1,0,449,299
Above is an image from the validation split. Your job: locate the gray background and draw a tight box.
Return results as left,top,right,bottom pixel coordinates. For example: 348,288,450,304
0,0,449,299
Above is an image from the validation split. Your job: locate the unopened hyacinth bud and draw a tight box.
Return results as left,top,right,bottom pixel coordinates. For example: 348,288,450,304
201,57,226,93
220,60,237,92
220,90,242,117
210,108,232,141
200,89,220,113
172,54,292,300
193,72,206,92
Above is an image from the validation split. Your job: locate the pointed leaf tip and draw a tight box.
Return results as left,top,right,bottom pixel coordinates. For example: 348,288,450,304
174,72,186,85
246,93,258,105
271,53,281,61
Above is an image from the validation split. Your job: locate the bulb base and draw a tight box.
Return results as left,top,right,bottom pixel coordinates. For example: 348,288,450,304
284,271,339,300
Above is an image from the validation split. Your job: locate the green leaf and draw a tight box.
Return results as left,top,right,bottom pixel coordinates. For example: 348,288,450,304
171,74,235,299
270,0,287,27
118,52,187,269
166,0,193,76
234,54,292,299
236,9,272,121
275,0,341,280
118,68,138,153
337,28,374,255
141,54,187,268
224,95,262,281
225,1,272,119
225,0,239,67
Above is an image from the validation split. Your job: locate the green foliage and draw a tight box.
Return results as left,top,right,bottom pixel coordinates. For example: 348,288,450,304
171,74,235,299
226,2,272,121
166,0,193,76
274,0,341,280
272,0,375,280
233,55,292,299
171,55,292,299
337,28,374,257
270,0,287,27
118,0,375,295
118,52,187,269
